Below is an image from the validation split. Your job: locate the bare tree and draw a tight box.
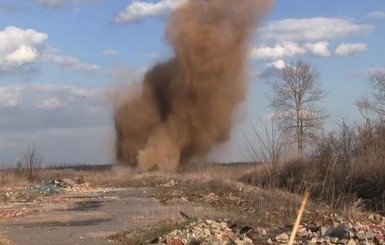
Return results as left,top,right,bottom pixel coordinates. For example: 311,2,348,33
357,71,385,119
21,143,42,181
243,119,288,169
269,59,327,157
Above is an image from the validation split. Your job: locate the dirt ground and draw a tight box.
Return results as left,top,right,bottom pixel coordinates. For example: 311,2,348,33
0,187,213,245
1,166,384,245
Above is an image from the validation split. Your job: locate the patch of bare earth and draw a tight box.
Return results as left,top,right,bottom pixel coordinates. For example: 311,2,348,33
1,164,384,244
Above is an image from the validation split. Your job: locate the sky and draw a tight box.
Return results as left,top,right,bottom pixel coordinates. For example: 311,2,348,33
0,0,384,167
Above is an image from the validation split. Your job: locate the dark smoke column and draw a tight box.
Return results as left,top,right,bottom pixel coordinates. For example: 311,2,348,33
114,0,273,171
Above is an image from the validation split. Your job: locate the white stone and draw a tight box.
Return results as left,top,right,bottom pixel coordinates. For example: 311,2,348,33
275,233,289,242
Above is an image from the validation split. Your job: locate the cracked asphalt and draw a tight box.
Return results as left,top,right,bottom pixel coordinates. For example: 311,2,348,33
0,187,208,245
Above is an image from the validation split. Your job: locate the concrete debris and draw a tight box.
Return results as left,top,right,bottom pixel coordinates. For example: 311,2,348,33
0,178,91,205
0,178,94,220
161,180,177,187
147,213,385,245
149,219,253,245
274,232,289,242
35,179,91,194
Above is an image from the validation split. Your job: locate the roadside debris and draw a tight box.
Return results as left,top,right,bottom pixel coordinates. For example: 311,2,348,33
35,182,60,195
0,178,93,220
1,176,385,245
146,213,385,245
148,219,253,245
0,178,91,205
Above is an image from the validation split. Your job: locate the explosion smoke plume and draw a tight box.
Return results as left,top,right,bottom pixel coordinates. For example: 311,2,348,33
114,0,273,171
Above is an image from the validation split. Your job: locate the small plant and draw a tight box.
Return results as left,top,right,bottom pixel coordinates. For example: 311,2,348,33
243,119,288,169
15,160,24,176
20,143,42,181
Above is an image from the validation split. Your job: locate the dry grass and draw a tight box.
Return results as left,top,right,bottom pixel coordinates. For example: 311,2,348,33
142,164,317,227
0,169,30,188
4,155,375,226
1,165,135,188
238,121,385,213
37,161,311,228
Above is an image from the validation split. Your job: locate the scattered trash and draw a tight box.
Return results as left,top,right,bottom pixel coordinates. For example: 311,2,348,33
0,178,91,205
35,183,60,195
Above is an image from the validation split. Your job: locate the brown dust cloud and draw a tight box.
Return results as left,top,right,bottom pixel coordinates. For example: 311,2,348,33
113,0,273,171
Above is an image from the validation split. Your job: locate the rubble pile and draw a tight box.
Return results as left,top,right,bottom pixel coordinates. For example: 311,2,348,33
1,187,33,203
148,213,385,245
149,219,253,245
0,178,91,206
1,178,90,201
44,178,91,193
0,178,92,220
261,220,385,245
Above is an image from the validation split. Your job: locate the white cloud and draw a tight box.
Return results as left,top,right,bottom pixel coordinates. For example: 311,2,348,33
0,84,108,132
37,97,65,109
251,41,331,60
0,84,103,108
0,26,100,75
266,59,285,70
251,17,371,63
335,43,367,56
250,42,306,60
0,26,46,73
6,45,39,65
35,0,68,7
42,48,100,72
305,41,331,57
259,17,373,43
0,26,47,46
102,48,119,57
114,0,187,23
0,86,21,107
366,11,385,20
31,0,102,8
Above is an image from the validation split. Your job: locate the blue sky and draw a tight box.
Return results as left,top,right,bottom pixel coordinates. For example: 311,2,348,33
0,0,384,167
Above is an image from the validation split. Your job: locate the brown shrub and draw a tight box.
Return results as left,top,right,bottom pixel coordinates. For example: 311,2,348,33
240,120,385,211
